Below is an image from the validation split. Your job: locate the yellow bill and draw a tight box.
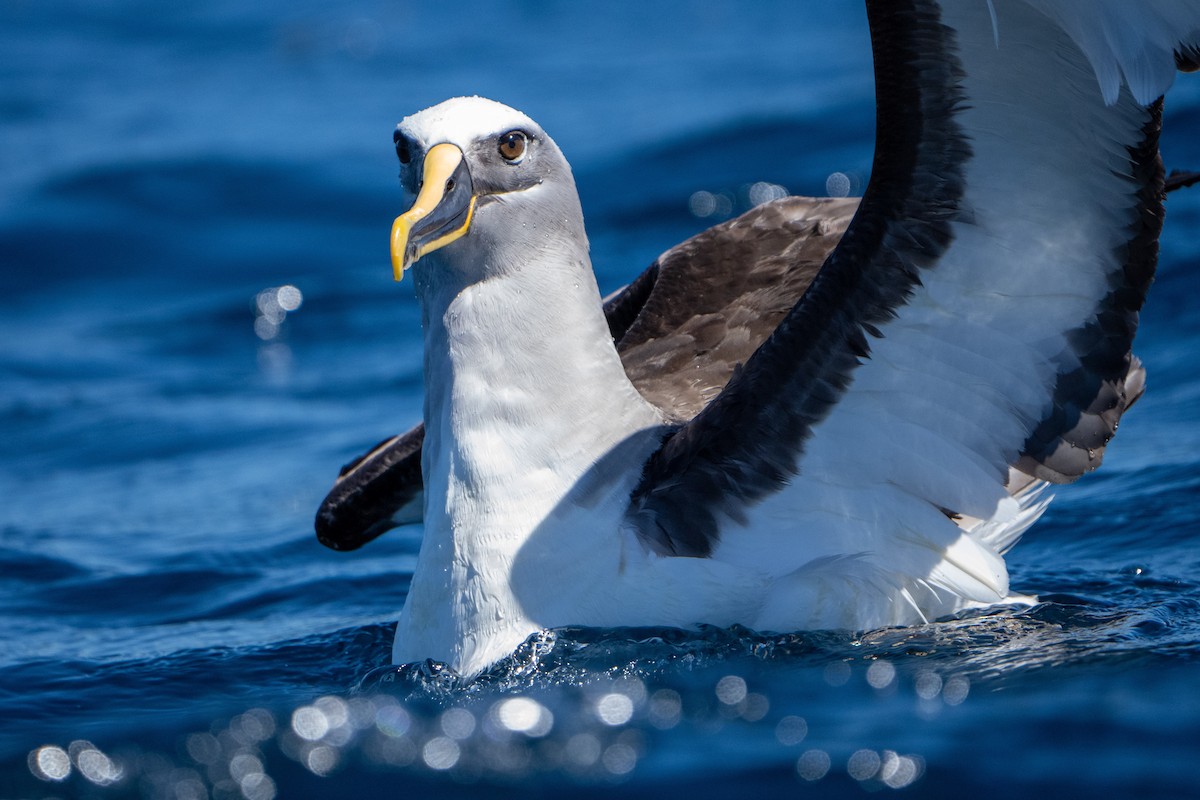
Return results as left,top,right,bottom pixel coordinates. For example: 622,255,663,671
391,142,477,281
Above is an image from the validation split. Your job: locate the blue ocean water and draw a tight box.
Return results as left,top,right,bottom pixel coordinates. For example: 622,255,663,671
3,1,1199,797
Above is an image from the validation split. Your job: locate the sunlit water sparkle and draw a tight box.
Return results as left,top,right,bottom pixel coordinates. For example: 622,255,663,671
2,1,1199,798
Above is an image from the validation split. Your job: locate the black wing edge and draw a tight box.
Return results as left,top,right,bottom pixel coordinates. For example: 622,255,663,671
313,262,663,551
625,1,1193,558
1177,43,1200,73
1165,169,1200,193
315,427,425,551
1014,102,1164,483
626,0,970,558
317,20,1199,554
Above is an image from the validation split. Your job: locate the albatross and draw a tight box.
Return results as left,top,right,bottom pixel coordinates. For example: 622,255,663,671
317,0,1200,677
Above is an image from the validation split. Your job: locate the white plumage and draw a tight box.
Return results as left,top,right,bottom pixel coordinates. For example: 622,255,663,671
328,2,1200,677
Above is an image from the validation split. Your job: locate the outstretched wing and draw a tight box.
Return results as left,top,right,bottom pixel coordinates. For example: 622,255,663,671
315,427,425,551
627,0,1199,558
315,196,857,549
616,197,858,419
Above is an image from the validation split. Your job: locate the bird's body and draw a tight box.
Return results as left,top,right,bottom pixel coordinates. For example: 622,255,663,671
319,1,1200,677
386,93,1049,676
397,171,668,669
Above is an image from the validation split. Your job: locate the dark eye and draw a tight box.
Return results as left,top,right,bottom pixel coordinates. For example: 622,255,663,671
394,131,411,164
498,130,527,162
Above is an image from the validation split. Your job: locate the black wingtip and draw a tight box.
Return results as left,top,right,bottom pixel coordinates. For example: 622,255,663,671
315,508,398,551
314,426,425,551
1175,44,1200,73
1165,169,1200,193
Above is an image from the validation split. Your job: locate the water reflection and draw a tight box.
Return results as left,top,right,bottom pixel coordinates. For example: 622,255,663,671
866,659,896,689
688,180,791,221
775,715,807,746
646,689,682,730
28,744,71,782
825,170,852,197
796,748,831,781
493,697,554,736
25,604,1138,797
595,691,635,726
253,285,303,342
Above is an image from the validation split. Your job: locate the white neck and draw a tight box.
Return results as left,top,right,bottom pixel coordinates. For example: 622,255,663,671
394,242,662,674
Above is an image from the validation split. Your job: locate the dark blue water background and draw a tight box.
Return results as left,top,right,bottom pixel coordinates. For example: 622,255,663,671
3,1,1199,797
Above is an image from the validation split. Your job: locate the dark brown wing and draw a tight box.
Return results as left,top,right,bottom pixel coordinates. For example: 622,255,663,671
625,0,1195,558
619,197,859,418
314,196,857,550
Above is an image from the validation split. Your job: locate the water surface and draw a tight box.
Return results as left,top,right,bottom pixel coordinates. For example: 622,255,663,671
3,2,1199,797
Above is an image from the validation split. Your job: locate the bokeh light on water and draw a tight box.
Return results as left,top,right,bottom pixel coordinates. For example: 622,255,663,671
19,624,1019,797
493,697,554,736
796,748,831,781
825,170,852,197
866,659,896,689
253,284,303,380
4,2,1199,797
594,692,635,726
688,180,790,220
27,745,71,782
27,741,122,788
253,285,303,342
775,715,807,746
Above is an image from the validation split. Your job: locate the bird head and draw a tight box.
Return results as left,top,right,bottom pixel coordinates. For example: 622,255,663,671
389,96,584,284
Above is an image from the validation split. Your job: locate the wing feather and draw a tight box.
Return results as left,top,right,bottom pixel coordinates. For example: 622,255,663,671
315,197,855,549
626,0,1196,558
319,1,1199,554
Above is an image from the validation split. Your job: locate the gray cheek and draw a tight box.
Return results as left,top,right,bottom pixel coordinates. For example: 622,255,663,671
471,149,558,196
